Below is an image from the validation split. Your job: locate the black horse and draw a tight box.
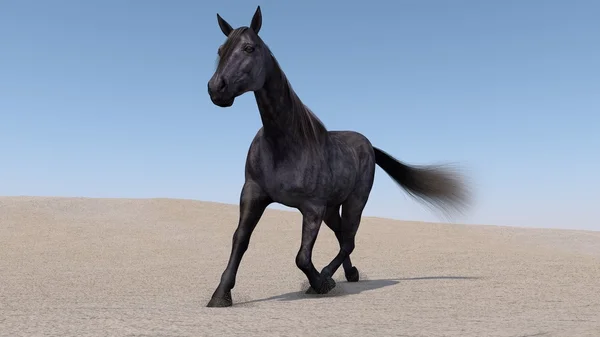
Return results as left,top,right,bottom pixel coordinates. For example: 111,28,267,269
206,6,470,307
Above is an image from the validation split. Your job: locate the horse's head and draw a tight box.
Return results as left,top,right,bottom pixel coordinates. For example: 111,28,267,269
207,6,271,108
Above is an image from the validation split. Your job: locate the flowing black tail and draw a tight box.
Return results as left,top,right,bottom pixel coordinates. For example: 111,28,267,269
373,147,471,217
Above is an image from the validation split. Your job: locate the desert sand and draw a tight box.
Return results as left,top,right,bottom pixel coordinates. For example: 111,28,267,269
1,196,599,336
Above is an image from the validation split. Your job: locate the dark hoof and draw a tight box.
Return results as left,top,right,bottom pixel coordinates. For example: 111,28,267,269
206,293,232,307
305,287,318,295
305,277,336,295
345,266,359,282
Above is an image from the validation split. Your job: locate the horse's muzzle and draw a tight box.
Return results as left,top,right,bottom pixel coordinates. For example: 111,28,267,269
207,81,235,107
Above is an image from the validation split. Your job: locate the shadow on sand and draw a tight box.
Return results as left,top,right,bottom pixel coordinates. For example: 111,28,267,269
237,276,480,306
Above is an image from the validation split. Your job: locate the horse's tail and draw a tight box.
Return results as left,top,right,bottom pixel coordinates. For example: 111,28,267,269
373,146,471,218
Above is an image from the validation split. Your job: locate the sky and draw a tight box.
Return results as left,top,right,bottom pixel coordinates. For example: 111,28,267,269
1,0,599,231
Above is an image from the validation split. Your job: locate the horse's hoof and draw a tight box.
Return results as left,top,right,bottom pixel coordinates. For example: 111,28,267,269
305,276,336,295
320,276,336,293
206,293,232,307
305,287,318,295
345,266,359,282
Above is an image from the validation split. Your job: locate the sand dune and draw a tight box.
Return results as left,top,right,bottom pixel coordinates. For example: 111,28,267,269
1,196,599,336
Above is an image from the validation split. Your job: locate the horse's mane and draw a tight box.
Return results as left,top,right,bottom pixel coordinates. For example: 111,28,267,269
267,54,327,146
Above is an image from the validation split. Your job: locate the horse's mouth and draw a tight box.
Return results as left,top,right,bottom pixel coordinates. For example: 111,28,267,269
211,96,235,108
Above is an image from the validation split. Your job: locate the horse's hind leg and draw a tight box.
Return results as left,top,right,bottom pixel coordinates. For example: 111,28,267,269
323,205,360,282
296,205,336,294
320,193,367,282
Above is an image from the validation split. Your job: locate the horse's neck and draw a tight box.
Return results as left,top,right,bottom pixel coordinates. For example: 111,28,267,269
253,65,320,150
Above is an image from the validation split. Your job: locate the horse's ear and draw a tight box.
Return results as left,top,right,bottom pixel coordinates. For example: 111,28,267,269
217,13,233,36
250,6,262,34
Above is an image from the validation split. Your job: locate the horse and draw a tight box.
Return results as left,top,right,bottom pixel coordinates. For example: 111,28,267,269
205,6,470,307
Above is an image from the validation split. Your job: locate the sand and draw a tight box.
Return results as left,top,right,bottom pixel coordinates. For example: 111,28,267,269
1,196,599,337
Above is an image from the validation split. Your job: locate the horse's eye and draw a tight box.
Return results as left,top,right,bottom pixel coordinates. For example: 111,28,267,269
244,46,255,53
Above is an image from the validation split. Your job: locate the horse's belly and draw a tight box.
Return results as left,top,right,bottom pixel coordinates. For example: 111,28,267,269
264,166,355,208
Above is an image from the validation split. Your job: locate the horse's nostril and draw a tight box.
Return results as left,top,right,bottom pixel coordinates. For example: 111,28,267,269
217,79,227,92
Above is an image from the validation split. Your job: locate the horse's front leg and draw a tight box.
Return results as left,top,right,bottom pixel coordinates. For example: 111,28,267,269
206,180,271,307
295,204,336,294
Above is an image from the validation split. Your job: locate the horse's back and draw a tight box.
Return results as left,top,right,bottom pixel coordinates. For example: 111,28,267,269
327,130,375,164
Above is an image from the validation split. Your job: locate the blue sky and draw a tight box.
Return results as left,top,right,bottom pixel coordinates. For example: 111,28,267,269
1,0,599,230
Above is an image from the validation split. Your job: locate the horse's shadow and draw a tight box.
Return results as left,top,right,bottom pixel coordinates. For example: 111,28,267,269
237,276,479,305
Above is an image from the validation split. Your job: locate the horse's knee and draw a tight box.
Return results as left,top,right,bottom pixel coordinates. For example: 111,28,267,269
342,240,355,255
295,250,311,271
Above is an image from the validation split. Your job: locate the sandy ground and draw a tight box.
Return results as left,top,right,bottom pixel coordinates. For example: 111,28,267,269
1,196,599,337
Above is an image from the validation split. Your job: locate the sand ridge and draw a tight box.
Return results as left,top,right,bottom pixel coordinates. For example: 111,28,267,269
1,196,599,336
